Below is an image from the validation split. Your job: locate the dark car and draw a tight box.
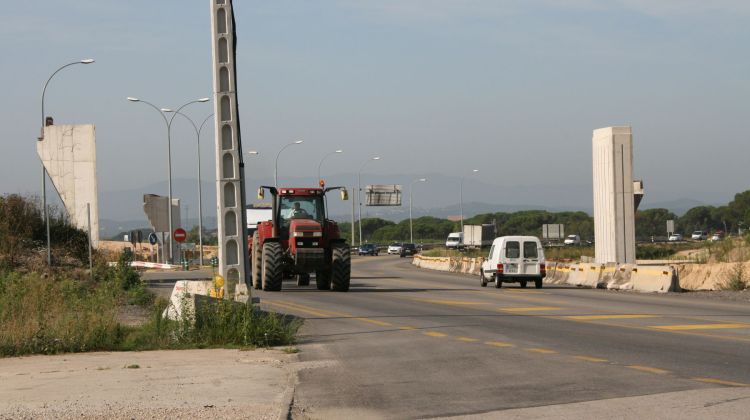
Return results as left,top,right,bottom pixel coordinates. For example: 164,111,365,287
399,243,417,258
358,243,379,256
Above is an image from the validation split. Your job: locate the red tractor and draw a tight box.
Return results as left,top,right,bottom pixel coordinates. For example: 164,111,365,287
250,186,351,292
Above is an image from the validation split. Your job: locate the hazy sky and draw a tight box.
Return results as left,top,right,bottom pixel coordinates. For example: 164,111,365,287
2,1,749,210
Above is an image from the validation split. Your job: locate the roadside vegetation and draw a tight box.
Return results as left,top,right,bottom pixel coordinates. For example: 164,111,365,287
0,194,300,357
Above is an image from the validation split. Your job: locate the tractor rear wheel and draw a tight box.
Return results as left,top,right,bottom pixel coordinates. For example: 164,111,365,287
251,232,263,290
331,244,351,292
315,269,331,290
262,242,283,291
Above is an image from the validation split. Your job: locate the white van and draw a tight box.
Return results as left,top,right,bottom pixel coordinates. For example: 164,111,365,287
480,236,546,289
445,232,463,249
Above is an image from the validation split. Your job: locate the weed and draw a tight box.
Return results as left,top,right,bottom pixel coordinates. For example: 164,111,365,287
282,347,300,354
722,263,748,291
125,364,140,369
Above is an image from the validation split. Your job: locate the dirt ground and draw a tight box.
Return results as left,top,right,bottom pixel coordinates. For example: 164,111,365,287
98,240,218,262
0,348,296,420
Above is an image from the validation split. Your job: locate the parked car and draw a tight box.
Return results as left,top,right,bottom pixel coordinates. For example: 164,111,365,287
358,243,379,256
563,234,581,246
479,236,546,289
668,233,683,242
691,231,707,240
400,243,417,258
710,232,723,241
387,243,403,255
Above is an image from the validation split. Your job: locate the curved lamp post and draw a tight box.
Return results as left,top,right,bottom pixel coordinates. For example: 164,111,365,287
357,156,381,246
127,96,209,262
410,178,427,243
274,140,303,187
317,149,343,185
163,110,214,266
39,58,95,266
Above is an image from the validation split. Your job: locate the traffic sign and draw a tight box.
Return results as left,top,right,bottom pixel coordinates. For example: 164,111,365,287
173,228,187,243
148,232,158,245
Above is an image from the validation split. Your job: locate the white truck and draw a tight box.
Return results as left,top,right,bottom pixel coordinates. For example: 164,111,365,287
462,224,494,249
480,236,546,289
246,206,273,236
445,232,463,249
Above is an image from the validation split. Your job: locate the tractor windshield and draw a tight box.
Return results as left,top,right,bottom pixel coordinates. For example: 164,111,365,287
279,195,325,224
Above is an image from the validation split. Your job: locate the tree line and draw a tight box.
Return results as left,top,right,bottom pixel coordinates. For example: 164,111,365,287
337,190,750,243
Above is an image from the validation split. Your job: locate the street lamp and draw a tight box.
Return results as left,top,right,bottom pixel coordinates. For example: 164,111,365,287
163,110,213,266
128,96,209,263
39,58,95,266
358,156,381,246
317,150,343,186
410,178,427,244
460,169,479,233
274,140,303,187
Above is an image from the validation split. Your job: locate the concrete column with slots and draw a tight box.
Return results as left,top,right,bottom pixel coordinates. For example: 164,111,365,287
592,126,636,264
210,0,250,299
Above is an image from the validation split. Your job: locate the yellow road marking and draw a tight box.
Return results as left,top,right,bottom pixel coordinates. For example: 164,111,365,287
269,300,392,327
505,290,546,294
573,355,608,363
485,341,514,348
424,331,448,338
500,307,562,312
565,315,657,320
527,348,557,354
399,326,416,330
271,300,346,317
354,317,393,327
626,365,669,374
456,337,479,342
652,323,750,331
265,301,333,318
413,299,489,306
692,378,750,387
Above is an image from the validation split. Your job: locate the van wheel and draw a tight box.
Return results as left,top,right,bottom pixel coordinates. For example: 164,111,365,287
535,278,543,289
519,280,527,288
480,270,487,287
494,275,502,288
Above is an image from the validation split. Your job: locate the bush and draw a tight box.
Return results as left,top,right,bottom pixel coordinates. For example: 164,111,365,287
0,272,124,356
722,263,748,291
124,298,301,350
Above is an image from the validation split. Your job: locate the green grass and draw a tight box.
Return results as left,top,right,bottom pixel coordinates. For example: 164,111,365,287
0,263,301,357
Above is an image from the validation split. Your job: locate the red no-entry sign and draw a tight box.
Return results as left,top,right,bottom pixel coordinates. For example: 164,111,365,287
173,228,187,243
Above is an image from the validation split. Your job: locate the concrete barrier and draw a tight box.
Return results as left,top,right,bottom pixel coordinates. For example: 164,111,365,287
415,256,678,293
412,255,483,276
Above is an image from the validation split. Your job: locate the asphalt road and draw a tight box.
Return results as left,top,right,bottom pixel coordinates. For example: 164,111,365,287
249,255,750,419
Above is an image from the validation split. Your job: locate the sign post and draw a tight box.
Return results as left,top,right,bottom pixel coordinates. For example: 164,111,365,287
174,228,187,269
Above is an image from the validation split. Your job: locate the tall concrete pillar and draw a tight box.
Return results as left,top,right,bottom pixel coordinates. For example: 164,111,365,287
592,126,636,264
210,0,250,299
37,124,100,246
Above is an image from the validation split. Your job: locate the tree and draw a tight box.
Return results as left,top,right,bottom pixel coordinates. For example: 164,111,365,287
635,208,677,239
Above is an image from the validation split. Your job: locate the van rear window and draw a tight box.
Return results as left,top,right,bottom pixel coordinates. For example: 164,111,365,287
523,242,538,258
505,241,520,258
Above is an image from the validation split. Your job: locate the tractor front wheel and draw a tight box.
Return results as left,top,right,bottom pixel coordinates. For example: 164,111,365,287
331,244,351,292
262,242,283,291
251,232,263,290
